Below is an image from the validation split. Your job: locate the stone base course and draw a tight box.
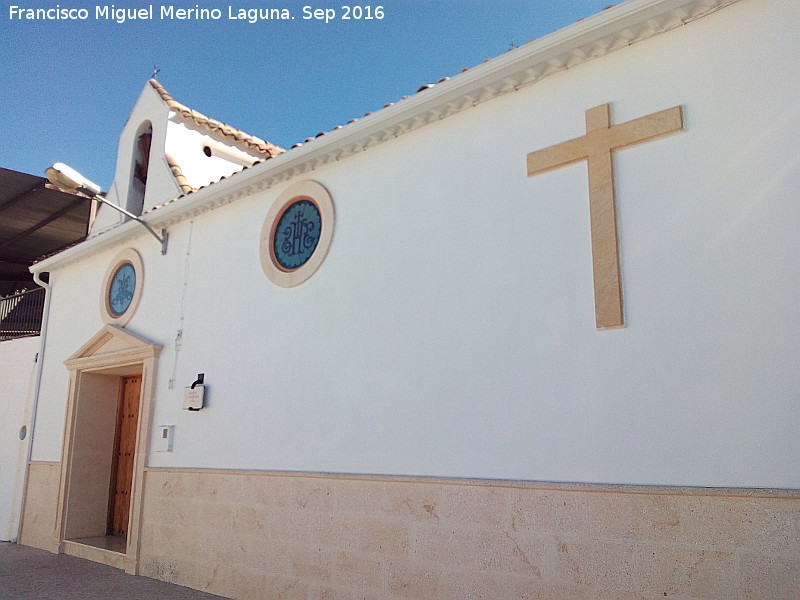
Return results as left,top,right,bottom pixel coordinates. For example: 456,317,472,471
17,462,60,553
134,469,799,600
17,463,800,599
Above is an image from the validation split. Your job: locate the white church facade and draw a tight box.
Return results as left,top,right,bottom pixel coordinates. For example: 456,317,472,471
17,0,799,597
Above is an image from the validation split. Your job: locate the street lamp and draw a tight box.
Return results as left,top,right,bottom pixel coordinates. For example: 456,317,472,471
45,163,168,255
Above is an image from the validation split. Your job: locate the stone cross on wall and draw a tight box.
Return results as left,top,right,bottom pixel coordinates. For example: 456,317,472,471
526,102,684,329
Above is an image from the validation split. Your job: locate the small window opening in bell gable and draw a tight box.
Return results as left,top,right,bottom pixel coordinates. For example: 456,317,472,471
128,122,153,216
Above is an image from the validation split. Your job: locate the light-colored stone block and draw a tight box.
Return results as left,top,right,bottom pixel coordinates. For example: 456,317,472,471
324,514,411,557
284,540,332,583
385,561,441,599
578,539,638,594
740,554,800,600
504,574,592,600
62,540,126,569
330,550,385,594
412,523,516,574
436,483,514,530
588,492,691,544
434,568,508,600
130,469,800,600
18,462,61,552
497,529,549,579
510,489,589,538
636,544,740,600
688,496,797,554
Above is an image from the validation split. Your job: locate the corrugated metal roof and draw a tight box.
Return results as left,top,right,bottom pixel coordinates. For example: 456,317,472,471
0,167,92,295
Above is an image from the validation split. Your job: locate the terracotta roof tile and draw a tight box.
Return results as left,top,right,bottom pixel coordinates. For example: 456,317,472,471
148,79,285,158
148,4,617,187
282,6,613,150
165,154,196,195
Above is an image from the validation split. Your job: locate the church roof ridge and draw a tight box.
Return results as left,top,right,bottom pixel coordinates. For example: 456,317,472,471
279,0,735,152
32,0,739,272
144,0,736,200
148,79,285,159
164,154,196,196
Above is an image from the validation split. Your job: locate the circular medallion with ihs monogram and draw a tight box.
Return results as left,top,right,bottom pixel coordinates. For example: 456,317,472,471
101,249,144,326
272,198,322,272
260,180,335,288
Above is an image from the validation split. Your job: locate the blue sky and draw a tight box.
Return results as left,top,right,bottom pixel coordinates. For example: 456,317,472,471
1,1,612,189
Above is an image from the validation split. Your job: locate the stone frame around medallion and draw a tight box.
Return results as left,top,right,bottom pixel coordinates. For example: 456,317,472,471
260,180,335,288
100,248,144,326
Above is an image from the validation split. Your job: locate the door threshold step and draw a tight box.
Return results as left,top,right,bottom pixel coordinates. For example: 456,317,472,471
63,539,126,570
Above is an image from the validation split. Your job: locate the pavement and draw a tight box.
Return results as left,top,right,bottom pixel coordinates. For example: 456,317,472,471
0,542,229,599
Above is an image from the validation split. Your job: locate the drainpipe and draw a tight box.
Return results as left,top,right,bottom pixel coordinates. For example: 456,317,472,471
15,270,51,542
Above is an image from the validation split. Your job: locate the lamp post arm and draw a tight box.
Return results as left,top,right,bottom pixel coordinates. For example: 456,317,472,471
90,193,168,254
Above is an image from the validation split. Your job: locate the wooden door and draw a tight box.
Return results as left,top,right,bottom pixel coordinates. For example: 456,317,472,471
108,375,141,537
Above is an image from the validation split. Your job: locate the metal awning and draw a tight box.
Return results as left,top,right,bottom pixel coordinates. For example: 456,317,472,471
0,167,92,296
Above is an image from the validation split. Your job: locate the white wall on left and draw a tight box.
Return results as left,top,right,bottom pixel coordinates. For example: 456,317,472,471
0,336,39,541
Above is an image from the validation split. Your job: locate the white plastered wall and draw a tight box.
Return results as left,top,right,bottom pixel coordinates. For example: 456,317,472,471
91,83,263,235
92,84,177,233
31,0,800,488
164,119,263,190
0,336,39,540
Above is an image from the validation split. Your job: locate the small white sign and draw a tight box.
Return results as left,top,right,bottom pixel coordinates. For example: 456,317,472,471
183,385,205,410
157,425,174,452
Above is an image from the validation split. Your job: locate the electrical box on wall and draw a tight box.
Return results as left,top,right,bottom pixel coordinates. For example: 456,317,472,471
183,384,205,410
156,425,174,452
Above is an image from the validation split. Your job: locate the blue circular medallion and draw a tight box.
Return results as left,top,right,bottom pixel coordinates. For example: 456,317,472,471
272,198,322,271
108,261,136,317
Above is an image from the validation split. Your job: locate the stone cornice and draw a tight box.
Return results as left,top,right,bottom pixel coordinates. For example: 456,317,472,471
31,0,740,273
